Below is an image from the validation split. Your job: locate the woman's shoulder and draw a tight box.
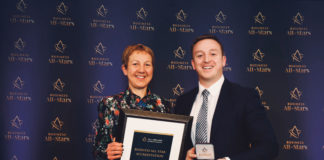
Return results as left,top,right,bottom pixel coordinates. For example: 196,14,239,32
149,93,173,113
150,93,167,101
98,91,125,109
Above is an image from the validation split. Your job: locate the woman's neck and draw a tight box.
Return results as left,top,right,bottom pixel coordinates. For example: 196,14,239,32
129,86,147,99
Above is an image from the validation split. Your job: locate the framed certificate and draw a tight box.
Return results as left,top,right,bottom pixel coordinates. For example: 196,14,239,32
117,108,192,160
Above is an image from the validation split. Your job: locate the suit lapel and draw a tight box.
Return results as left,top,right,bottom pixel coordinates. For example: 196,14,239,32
211,79,232,137
184,88,198,115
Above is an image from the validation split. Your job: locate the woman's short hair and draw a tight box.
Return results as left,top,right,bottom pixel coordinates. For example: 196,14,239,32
122,44,155,68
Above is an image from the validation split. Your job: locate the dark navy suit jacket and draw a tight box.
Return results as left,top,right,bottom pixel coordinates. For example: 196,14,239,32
175,79,278,160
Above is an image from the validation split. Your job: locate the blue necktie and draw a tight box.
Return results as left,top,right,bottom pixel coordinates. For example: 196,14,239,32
196,89,209,144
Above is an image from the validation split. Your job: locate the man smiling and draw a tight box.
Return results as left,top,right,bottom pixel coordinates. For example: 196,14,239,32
175,35,278,160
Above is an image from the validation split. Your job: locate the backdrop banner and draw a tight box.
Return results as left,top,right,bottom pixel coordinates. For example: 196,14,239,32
1,0,324,160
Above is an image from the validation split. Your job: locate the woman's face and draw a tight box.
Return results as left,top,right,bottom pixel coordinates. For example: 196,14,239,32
122,50,153,91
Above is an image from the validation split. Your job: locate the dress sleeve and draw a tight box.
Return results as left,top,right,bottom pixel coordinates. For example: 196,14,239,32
162,97,174,114
93,98,114,160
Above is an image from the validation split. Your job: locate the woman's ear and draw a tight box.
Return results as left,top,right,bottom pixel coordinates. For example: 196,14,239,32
121,64,128,76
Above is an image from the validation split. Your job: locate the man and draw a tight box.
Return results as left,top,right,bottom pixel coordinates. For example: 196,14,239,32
175,35,278,160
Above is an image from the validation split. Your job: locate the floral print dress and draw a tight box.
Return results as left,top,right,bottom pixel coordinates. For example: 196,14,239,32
93,88,171,160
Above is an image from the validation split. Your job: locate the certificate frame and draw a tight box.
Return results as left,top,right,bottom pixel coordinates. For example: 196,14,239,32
117,108,192,160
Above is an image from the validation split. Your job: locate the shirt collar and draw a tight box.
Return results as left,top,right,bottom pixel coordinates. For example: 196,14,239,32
125,87,151,99
198,75,225,97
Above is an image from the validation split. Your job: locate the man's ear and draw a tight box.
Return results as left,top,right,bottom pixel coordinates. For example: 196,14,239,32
222,56,227,67
191,59,196,70
121,64,128,76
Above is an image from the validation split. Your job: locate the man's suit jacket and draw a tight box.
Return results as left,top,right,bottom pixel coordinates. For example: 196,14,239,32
175,79,278,160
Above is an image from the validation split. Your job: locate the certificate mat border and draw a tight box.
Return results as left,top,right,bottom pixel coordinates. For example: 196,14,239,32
118,108,193,160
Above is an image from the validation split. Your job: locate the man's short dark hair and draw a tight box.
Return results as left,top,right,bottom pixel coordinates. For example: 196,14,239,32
191,34,224,56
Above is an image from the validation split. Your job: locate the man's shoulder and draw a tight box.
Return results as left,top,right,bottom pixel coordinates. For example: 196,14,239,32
224,79,255,94
178,87,198,99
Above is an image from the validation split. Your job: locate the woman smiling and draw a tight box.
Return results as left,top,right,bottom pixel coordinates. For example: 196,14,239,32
93,44,171,160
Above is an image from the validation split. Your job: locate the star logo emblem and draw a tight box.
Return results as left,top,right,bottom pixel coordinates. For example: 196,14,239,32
289,125,301,138
136,8,148,20
173,84,184,96
51,117,64,131
176,9,187,22
255,12,266,24
253,49,265,62
173,46,186,59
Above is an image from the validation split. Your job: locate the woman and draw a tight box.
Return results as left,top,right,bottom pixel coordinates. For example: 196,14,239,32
93,44,171,160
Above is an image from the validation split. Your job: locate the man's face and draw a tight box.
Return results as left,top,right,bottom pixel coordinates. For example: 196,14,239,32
191,39,226,86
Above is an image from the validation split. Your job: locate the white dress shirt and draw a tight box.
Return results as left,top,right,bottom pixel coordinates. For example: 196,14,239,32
190,75,225,145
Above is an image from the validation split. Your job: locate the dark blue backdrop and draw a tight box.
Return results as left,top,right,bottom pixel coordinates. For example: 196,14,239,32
1,0,324,160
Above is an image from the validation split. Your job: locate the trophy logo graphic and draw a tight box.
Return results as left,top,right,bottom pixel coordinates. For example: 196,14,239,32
293,12,304,25
290,88,302,100
142,136,147,142
254,12,266,24
202,147,208,152
14,38,25,51
173,46,186,59
51,117,64,131
94,42,106,55
53,78,65,92
173,84,185,96
136,8,148,20
291,50,303,62
215,11,227,23
16,0,27,13
93,80,105,94
55,40,67,53
253,49,265,62
11,115,23,129
255,86,263,98
289,125,301,138
97,5,108,17
57,2,68,15
13,76,24,90
176,9,187,22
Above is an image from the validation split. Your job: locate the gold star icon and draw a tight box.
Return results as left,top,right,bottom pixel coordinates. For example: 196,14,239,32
17,0,27,13
173,84,184,96
290,87,302,100
291,50,303,62
93,80,105,93
255,12,266,24
293,12,304,25
253,49,265,62
51,117,64,131
57,2,68,15
95,42,106,55
173,46,186,59
13,76,24,90
11,115,23,129
289,125,301,138
97,5,108,17
215,11,227,23
176,9,187,22
55,40,67,53
53,78,65,92
15,38,25,51
137,8,148,20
